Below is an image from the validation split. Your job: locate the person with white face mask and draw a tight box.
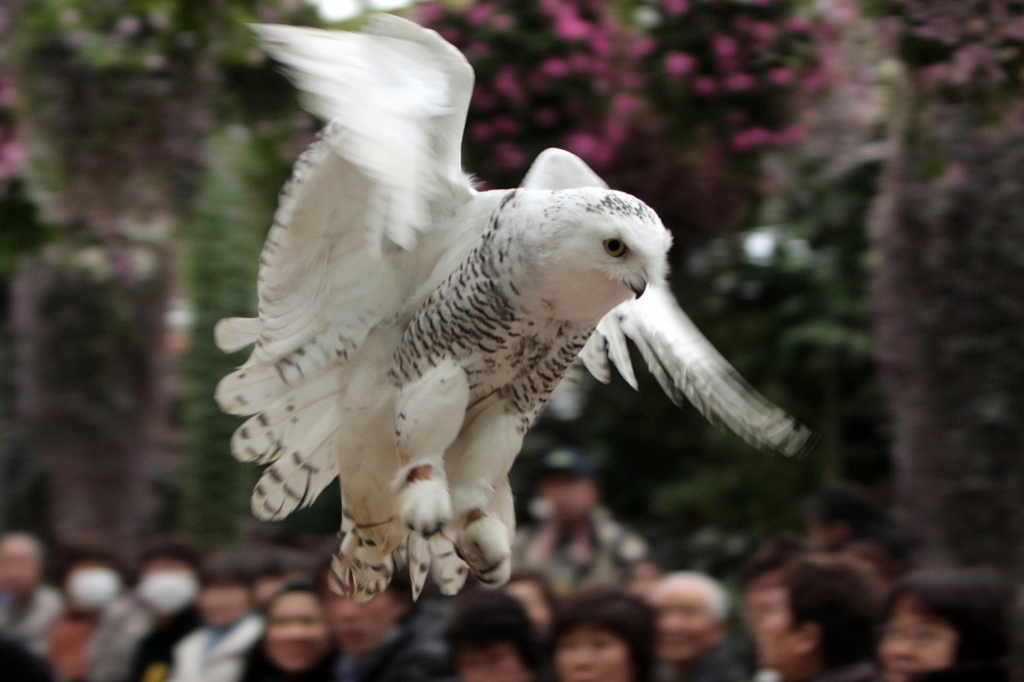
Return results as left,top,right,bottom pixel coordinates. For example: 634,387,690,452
46,537,124,682
121,537,203,682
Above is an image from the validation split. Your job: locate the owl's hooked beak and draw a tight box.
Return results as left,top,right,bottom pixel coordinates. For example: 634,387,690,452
629,280,647,298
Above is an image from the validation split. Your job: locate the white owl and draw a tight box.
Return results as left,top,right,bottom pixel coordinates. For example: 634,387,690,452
215,16,811,601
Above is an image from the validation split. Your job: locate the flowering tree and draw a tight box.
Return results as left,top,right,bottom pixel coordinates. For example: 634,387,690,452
417,0,643,189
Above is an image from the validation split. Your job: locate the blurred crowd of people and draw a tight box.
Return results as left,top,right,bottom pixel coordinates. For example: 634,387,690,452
0,448,1015,682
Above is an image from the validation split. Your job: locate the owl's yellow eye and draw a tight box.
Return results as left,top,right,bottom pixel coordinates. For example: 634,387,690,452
604,239,627,257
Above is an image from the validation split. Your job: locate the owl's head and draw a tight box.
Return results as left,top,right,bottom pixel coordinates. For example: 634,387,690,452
513,187,672,323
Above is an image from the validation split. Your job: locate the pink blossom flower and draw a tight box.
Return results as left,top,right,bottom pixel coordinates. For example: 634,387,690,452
603,119,628,146
494,142,526,170
493,67,526,107
541,58,570,78
570,53,594,74
629,37,657,59
471,122,494,140
731,127,770,151
612,93,643,117
693,77,718,96
802,68,825,91
783,124,806,144
752,22,775,41
535,108,559,126
417,3,445,24
769,67,794,85
566,131,600,159
439,28,461,44
664,51,697,78
567,132,614,167
662,0,690,14
555,9,591,41
785,16,811,33
491,14,514,31
0,139,24,180
713,34,738,60
492,117,522,137
465,42,493,60
467,4,493,25
621,72,644,89
0,75,17,107
725,73,756,91
590,31,613,58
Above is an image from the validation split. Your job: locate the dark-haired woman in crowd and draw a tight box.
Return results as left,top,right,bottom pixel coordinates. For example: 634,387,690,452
241,584,335,682
505,569,558,642
447,588,547,682
554,586,655,682
878,569,1012,682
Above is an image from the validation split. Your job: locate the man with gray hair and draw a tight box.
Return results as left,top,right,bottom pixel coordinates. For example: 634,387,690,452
0,533,63,655
649,571,745,682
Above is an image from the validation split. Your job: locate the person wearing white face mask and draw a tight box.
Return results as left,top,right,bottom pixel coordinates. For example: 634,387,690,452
115,536,203,682
46,536,123,682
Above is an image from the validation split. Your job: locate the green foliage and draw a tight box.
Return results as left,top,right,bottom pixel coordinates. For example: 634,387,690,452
179,131,268,547
0,181,51,279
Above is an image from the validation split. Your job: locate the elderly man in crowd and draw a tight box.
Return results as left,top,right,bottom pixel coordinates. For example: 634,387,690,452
0,533,63,655
753,555,880,682
649,572,745,682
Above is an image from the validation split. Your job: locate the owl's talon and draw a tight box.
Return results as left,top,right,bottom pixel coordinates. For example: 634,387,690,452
456,513,511,587
401,479,452,537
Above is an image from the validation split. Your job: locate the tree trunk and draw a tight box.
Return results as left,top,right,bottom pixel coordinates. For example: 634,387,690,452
874,117,1024,578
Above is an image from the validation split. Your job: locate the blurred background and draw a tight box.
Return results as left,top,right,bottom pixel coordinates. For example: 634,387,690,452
0,0,1021,589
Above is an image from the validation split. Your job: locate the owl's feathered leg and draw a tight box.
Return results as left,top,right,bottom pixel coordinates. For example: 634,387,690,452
393,359,470,537
446,401,524,585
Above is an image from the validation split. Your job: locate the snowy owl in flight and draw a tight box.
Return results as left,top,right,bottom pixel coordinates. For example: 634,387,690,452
215,15,811,601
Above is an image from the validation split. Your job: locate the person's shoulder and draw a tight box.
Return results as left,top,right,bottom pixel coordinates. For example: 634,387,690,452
0,633,55,682
376,602,453,681
914,662,1011,682
694,642,747,682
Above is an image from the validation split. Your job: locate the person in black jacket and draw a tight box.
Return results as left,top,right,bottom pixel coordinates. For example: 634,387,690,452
126,537,203,682
877,568,1013,682
0,632,56,682
321,566,454,682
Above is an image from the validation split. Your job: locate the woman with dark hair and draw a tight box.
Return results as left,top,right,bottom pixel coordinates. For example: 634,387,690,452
553,586,656,682
878,569,1012,682
241,583,335,682
447,588,546,682
505,569,559,641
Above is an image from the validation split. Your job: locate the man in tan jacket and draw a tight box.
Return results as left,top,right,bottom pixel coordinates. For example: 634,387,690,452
512,448,647,596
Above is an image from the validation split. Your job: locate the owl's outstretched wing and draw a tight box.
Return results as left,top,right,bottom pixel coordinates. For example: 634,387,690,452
524,148,813,457
216,15,475,417
213,17,478,521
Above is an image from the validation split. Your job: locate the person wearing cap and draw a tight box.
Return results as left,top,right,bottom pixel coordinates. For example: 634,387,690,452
512,447,647,595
